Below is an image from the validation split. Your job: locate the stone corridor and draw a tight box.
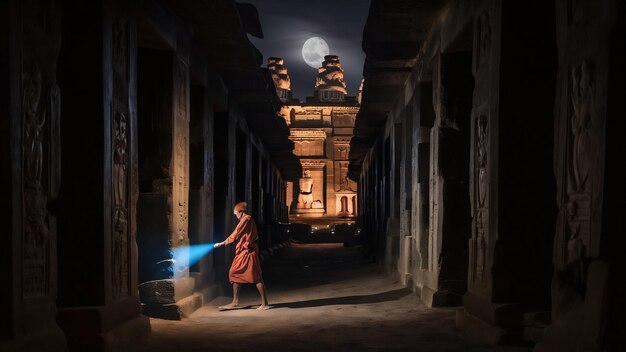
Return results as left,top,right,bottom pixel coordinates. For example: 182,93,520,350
2,0,624,351
136,242,529,352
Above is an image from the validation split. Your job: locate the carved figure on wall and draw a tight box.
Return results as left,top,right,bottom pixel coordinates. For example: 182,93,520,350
23,63,50,297
113,111,129,296
473,115,489,283
570,61,594,192
113,112,128,218
554,61,596,287
297,170,314,208
476,115,488,207
337,145,348,159
24,64,45,190
337,163,354,192
339,174,349,191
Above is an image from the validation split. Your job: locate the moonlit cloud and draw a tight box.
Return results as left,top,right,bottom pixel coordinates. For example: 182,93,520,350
246,0,370,100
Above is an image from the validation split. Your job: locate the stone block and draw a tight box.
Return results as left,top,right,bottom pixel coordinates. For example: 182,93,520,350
138,277,196,305
142,292,202,320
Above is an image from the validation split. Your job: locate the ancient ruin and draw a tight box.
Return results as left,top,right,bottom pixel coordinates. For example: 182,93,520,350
268,57,359,229
1,0,623,351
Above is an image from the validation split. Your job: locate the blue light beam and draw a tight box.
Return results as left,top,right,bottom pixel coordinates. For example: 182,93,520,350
171,243,216,268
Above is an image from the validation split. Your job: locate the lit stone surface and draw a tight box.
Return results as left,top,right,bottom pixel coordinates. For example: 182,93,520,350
136,243,531,352
315,55,348,100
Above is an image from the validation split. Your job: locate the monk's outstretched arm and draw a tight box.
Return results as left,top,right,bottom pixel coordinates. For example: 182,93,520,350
222,216,251,246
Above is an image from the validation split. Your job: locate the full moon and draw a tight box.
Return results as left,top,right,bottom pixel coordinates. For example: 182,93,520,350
302,37,330,69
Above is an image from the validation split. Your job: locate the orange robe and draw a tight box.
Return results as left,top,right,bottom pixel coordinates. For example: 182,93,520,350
224,214,263,284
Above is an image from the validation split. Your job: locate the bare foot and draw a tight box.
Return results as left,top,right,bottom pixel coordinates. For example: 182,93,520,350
256,304,270,310
218,303,239,310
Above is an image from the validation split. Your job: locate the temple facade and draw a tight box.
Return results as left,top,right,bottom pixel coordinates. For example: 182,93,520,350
270,56,361,228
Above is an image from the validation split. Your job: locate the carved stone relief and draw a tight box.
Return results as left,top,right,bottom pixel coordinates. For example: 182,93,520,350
335,144,349,160
569,61,594,194
554,61,596,287
290,129,327,139
332,112,356,127
24,64,45,191
472,115,489,283
294,109,322,121
22,63,50,297
293,140,324,156
112,108,129,297
335,161,354,192
290,129,326,156
111,16,130,298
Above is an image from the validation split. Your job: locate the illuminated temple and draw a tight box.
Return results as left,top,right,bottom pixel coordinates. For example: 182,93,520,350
269,56,361,229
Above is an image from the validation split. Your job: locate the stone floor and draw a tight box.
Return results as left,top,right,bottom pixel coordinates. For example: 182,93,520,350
135,242,531,352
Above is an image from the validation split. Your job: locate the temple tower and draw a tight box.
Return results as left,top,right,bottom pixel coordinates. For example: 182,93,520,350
271,56,360,232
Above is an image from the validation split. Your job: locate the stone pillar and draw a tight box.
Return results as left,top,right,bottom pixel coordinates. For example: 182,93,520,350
0,1,66,350
536,1,625,350
376,144,387,264
398,102,414,287
422,51,473,308
189,73,220,302
458,0,558,344
385,122,402,274
135,31,201,319
250,145,261,223
410,81,436,296
55,1,149,350
211,110,229,278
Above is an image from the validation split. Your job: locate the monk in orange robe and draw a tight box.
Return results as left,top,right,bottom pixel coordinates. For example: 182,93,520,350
213,202,269,310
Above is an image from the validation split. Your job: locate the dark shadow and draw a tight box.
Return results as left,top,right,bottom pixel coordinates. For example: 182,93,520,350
269,288,410,309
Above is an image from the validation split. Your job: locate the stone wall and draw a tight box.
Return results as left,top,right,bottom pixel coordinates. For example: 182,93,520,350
0,0,67,350
352,0,624,349
0,0,296,350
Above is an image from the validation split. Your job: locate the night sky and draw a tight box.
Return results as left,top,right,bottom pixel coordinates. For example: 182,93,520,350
245,0,370,101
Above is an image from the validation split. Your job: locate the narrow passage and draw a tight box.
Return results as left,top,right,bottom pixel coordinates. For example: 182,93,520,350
137,242,530,352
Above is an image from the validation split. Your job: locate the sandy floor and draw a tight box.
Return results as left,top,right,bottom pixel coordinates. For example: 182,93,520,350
136,242,531,352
